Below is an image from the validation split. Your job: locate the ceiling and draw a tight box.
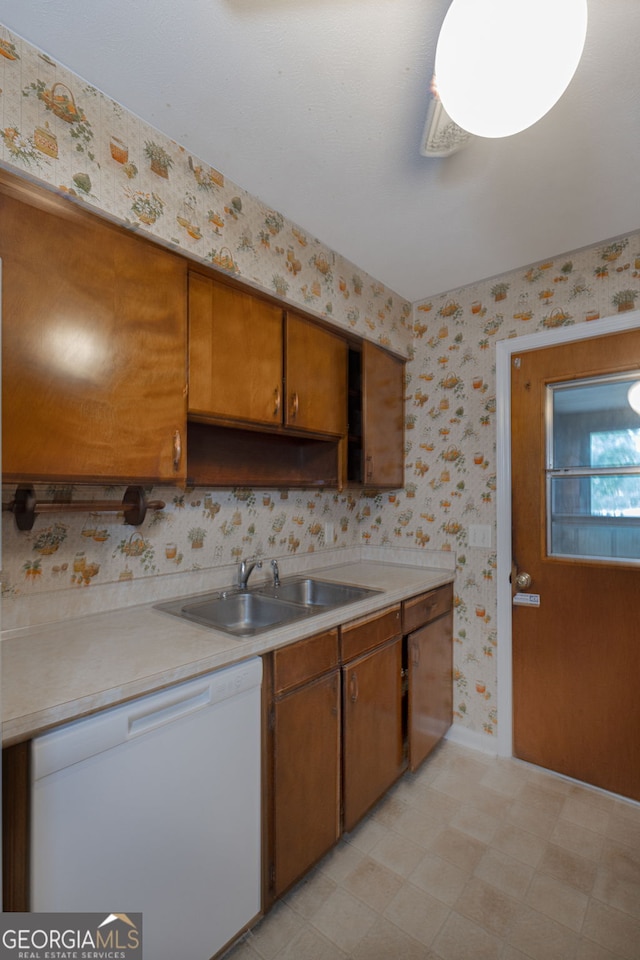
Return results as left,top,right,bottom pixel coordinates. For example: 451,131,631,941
0,0,639,303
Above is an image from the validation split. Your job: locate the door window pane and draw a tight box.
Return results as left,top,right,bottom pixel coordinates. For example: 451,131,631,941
551,375,640,469
547,372,640,562
591,471,640,516
591,428,640,469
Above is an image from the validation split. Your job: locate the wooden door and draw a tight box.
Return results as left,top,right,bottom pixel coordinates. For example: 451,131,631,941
1,187,187,484
407,611,453,771
188,273,283,427
285,313,347,437
272,672,341,897
511,329,640,800
362,341,405,487
342,635,404,832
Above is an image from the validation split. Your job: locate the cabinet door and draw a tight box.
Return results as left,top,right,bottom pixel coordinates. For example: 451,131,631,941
189,273,283,427
285,313,347,437
342,635,404,832
1,189,187,484
362,341,404,487
272,672,341,897
408,611,453,772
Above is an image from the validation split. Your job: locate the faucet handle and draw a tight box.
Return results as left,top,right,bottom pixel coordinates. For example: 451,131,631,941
237,555,262,587
270,558,281,587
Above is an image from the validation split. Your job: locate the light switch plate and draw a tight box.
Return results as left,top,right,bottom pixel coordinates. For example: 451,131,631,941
468,524,492,548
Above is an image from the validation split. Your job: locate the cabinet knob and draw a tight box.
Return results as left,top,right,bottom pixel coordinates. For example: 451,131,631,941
350,672,359,703
273,387,281,416
289,392,299,420
172,430,182,470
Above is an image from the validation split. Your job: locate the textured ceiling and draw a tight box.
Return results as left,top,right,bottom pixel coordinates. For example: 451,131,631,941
0,0,638,302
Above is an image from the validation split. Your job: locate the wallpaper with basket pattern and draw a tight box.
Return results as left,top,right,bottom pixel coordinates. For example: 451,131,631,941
2,24,640,741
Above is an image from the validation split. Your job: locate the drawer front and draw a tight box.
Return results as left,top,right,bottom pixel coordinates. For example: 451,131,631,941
340,605,402,662
402,583,453,634
273,629,339,695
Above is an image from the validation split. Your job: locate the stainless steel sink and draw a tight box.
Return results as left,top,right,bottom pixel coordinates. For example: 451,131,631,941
157,590,313,638
255,577,379,608
156,577,381,638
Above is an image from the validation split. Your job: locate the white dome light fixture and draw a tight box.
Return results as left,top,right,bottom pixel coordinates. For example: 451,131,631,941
627,382,640,415
435,0,588,139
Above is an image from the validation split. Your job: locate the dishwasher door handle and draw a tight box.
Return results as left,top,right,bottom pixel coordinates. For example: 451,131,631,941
128,686,211,739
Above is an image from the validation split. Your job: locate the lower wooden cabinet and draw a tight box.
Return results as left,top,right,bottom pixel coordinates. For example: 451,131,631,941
404,584,454,771
266,629,341,902
342,634,404,832
271,672,341,898
340,604,404,833
264,592,453,905
407,610,454,771
2,741,30,911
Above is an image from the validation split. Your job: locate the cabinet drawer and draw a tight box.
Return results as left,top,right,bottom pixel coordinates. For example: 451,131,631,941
340,605,402,662
402,583,453,635
273,629,339,696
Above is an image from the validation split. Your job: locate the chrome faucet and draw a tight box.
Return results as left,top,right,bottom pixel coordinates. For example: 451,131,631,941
237,556,262,589
270,558,281,587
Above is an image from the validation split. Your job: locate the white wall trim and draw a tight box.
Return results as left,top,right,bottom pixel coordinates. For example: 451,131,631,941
446,723,498,756
495,310,640,758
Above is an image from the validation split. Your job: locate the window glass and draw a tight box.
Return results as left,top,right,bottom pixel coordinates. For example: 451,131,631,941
590,428,640,468
591,473,640,517
552,376,640,469
547,372,640,562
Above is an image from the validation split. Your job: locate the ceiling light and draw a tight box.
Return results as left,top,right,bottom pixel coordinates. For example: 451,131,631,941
627,382,640,415
435,0,588,139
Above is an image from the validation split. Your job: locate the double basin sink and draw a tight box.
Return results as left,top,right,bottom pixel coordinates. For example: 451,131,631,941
156,577,381,639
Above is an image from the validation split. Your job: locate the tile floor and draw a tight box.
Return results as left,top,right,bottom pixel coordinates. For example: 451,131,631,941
225,741,640,960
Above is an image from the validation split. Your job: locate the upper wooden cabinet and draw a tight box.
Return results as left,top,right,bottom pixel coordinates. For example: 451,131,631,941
188,272,283,427
188,272,347,439
348,341,405,488
1,181,188,485
284,313,347,437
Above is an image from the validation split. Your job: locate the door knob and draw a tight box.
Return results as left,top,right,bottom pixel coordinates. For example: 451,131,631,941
514,572,532,591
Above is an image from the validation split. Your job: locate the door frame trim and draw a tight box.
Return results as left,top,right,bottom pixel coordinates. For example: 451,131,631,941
495,310,640,757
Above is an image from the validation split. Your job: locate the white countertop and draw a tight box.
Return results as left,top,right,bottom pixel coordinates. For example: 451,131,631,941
2,558,454,745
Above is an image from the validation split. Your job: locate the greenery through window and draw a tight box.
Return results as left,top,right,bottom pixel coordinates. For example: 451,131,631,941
590,428,640,516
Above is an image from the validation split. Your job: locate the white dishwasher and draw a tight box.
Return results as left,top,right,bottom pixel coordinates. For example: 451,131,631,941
31,658,262,960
